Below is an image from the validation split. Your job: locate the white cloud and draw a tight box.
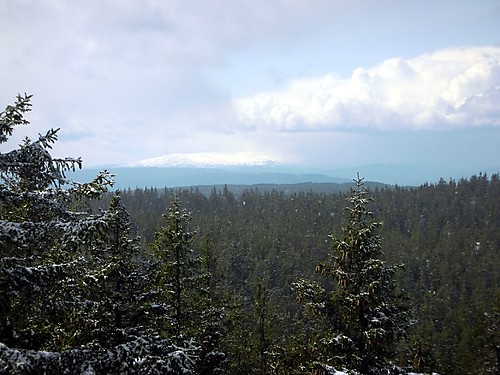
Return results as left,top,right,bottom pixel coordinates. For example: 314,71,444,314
234,46,500,131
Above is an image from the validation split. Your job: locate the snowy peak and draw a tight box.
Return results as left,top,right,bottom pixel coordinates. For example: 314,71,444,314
124,152,280,168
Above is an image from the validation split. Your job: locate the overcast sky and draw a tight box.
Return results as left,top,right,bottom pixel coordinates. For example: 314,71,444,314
1,0,500,179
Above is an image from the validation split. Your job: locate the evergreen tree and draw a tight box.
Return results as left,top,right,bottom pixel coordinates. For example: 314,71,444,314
0,94,107,353
0,95,198,374
149,197,226,373
196,236,227,375
292,175,409,374
150,197,200,340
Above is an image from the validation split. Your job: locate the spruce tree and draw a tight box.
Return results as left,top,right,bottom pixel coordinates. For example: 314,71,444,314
196,236,226,375
150,197,200,340
292,175,409,374
0,95,198,374
149,197,226,374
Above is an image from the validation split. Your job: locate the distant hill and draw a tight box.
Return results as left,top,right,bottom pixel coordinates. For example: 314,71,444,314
69,166,353,190
68,163,499,190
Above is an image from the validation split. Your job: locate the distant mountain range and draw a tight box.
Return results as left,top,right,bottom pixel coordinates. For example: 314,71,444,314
70,166,350,190
68,162,499,190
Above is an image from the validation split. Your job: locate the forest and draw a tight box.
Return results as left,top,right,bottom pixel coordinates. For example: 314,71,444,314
107,173,498,375
1,95,499,374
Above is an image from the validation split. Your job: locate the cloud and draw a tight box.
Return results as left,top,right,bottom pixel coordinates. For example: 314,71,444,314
234,46,500,131
0,0,342,75
1,0,499,171
1,1,341,129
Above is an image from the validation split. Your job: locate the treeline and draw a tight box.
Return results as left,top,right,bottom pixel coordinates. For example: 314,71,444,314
98,174,499,374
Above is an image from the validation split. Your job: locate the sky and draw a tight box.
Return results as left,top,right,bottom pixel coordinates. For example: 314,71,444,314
1,0,500,183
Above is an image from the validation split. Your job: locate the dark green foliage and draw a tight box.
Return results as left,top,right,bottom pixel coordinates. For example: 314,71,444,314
196,237,227,375
150,197,199,340
0,95,114,355
0,93,31,144
289,175,408,373
112,174,498,374
149,197,226,374
379,176,500,374
0,95,199,374
0,94,82,191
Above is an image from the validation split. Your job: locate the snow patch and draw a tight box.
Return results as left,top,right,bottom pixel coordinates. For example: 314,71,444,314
124,151,281,168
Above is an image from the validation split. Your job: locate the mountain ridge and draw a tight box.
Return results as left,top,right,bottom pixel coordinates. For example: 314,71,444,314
68,163,499,190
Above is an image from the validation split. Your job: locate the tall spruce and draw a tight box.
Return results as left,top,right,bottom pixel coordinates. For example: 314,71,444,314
292,175,409,374
149,197,226,374
0,95,198,374
196,236,227,375
150,197,200,341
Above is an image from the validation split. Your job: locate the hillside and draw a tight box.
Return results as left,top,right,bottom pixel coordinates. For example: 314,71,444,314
97,173,499,374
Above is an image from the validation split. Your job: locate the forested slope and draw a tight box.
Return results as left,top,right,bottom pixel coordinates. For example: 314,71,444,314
107,175,499,374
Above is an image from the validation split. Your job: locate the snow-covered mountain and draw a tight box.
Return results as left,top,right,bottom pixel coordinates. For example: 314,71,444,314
70,151,499,189
124,152,280,168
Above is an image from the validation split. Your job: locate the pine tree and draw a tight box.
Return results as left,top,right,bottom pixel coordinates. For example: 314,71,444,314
150,197,200,340
195,236,226,375
0,94,108,353
292,175,409,374
149,197,226,374
0,95,198,374
253,276,271,374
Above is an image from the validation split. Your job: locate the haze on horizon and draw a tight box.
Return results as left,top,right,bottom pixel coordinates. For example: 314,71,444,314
1,0,500,185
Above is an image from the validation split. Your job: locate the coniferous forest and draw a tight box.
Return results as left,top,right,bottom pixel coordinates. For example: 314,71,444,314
1,95,499,374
